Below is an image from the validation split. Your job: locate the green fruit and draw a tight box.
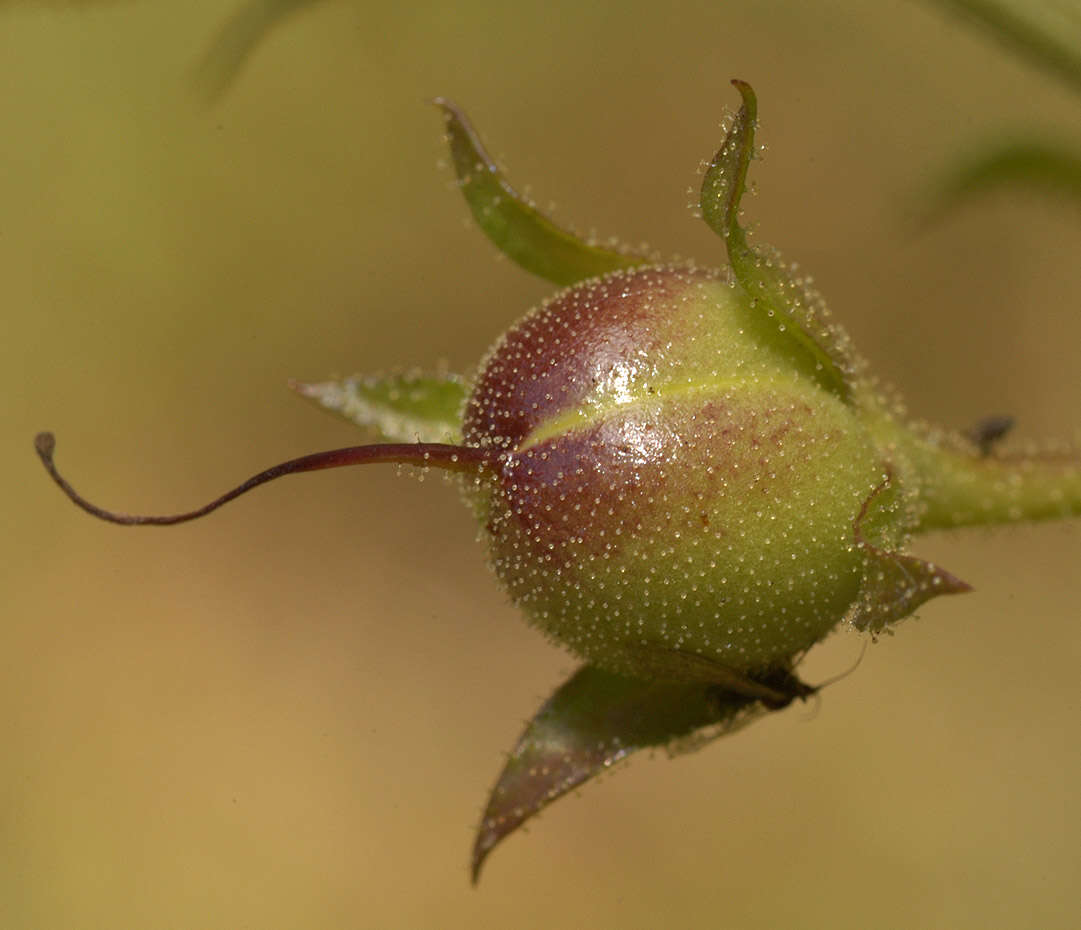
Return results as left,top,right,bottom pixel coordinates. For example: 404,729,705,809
463,263,887,678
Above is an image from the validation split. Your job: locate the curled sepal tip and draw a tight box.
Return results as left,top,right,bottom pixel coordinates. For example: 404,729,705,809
433,98,648,286
471,664,779,883
699,80,854,401
700,79,757,247
849,474,972,635
34,431,496,526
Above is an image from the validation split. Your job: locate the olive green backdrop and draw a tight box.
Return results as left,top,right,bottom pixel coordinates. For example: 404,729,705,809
3,1,1080,927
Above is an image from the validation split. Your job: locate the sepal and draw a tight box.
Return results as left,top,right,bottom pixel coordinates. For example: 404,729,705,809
699,80,858,401
471,663,776,882
435,98,649,286
291,369,466,443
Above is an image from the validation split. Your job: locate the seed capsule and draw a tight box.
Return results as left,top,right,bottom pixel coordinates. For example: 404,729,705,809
463,263,887,677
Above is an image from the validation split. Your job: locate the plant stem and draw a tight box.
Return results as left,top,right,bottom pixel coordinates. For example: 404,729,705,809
886,421,1081,533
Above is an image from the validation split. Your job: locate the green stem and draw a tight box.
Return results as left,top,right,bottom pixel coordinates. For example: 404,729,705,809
883,419,1081,533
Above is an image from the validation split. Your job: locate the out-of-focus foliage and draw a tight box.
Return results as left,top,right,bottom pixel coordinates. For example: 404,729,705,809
925,139,1081,216
926,0,1081,96
0,1,127,6
182,0,1081,215
191,0,1081,105
194,0,331,100
925,0,1081,212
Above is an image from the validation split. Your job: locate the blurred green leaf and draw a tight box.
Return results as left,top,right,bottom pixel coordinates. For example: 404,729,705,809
471,664,772,883
194,0,332,102
0,1,131,6
925,139,1081,215
434,98,650,286
291,370,466,443
925,0,1081,96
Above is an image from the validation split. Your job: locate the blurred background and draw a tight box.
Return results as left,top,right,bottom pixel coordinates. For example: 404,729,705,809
3,1,1080,926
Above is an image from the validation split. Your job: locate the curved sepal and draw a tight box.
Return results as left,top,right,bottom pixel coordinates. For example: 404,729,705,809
699,80,856,401
291,370,466,443
848,474,972,635
434,99,649,286
471,664,774,883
